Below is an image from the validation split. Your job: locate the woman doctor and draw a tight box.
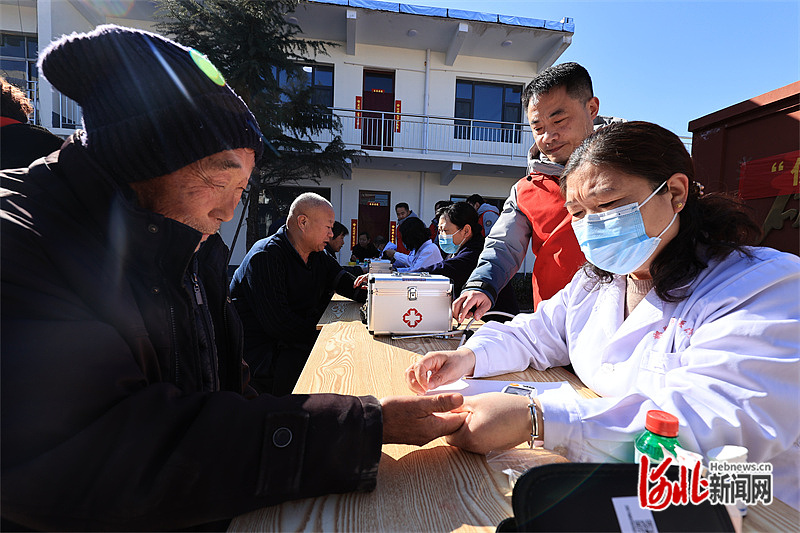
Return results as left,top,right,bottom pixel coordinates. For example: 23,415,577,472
406,121,800,510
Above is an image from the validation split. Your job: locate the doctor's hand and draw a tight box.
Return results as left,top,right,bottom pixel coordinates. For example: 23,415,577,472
452,290,492,323
445,392,532,454
354,273,369,288
380,393,467,446
405,347,476,394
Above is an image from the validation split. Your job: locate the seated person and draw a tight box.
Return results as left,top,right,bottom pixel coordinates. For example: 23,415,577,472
350,231,379,262
325,220,348,259
374,234,395,258
385,216,442,272
358,202,518,318
407,122,800,510
230,193,366,396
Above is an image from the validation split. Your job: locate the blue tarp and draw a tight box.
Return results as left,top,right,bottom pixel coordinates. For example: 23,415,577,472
446,8,497,23
348,0,400,12
306,1,572,32
498,15,546,29
399,4,448,17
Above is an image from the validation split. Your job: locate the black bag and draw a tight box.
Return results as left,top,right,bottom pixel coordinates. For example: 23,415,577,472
498,463,734,532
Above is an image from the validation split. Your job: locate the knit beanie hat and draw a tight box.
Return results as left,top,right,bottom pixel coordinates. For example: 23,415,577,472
38,24,264,183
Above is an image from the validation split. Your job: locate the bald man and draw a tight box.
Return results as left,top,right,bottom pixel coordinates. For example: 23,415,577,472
230,193,366,395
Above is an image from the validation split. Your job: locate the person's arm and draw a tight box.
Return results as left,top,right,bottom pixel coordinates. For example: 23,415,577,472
325,253,366,303
417,244,478,291
398,241,442,273
481,209,499,237
392,250,412,268
462,183,532,303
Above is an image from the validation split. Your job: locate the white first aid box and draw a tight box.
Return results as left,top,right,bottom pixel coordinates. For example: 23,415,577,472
367,272,453,335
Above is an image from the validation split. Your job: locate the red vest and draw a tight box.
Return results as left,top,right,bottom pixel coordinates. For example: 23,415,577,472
515,172,585,310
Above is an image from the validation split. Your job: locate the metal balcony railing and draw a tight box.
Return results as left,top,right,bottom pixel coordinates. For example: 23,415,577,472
312,108,693,160
319,107,534,162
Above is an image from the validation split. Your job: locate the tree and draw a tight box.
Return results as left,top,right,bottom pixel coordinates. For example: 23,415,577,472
155,0,362,248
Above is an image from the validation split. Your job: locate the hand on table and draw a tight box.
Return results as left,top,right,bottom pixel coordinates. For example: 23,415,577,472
445,392,532,454
354,273,368,288
405,347,476,394
380,393,467,446
452,290,492,323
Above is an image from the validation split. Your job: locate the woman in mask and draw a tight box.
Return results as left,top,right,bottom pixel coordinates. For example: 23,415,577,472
417,201,518,317
355,203,519,317
405,121,800,510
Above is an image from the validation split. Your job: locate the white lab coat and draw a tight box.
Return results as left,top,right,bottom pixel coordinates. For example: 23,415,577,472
465,246,800,509
394,240,443,272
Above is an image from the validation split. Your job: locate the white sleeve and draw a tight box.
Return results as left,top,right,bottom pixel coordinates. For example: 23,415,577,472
392,251,411,268
540,256,800,476
464,282,572,375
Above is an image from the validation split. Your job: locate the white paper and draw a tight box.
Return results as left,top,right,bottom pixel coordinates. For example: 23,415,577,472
612,496,659,533
425,377,577,398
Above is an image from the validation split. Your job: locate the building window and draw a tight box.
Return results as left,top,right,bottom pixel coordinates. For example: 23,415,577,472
1,33,40,124
454,80,522,143
274,64,334,108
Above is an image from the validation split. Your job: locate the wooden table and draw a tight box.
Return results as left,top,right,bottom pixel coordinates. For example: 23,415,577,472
231,319,799,532
317,294,363,330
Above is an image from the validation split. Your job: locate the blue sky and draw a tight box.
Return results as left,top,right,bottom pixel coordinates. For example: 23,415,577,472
403,0,799,139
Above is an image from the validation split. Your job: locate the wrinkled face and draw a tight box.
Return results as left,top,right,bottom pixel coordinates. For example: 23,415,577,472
299,206,335,252
130,149,255,246
528,86,598,165
564,163,682,277
358,234,370,247
396,206,410,220
329,232,346,253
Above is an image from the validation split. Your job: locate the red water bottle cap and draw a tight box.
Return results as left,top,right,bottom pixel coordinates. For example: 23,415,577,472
645,410,679,437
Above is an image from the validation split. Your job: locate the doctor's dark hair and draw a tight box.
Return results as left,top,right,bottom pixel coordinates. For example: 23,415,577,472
521,62,593,110
436,201,482,239
398,216,433,252
561,121,761,302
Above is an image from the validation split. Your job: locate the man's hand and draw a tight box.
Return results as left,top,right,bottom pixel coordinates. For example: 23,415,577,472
405,347,476,394
444,392,531,454
380,393,467,446
384,248,396,260
354,273,368,288
452,290,492,323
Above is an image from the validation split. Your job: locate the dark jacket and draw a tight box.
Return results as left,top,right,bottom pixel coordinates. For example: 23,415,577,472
418,235,519,317
0,136,381,531
229,227,366,395
0,121,64,170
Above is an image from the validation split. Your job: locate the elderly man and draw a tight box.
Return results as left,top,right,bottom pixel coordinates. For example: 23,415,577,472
0,25,465,531
230,193,366,396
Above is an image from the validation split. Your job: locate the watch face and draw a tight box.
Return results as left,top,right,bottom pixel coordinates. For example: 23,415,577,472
501,383,537,396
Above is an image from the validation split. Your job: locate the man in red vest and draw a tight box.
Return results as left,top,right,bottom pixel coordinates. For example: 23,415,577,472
454,63,622,320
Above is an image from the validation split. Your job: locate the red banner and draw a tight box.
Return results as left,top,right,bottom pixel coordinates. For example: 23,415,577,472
739,150,800,200
394,100,401,133
355,96,362,129
389,221,397,244
350,219,358,249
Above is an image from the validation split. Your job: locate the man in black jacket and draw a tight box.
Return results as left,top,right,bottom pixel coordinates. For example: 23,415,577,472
0,25,465,532
231,193,366,396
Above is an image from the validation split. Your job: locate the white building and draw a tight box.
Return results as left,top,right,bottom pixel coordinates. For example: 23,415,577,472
1,0,574,269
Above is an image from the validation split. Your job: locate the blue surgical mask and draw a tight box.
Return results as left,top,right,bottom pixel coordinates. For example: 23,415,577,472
438,229,462,254
571,181,677,275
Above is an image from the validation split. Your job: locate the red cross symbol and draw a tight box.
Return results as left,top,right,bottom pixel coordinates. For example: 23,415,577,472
403,308,423,328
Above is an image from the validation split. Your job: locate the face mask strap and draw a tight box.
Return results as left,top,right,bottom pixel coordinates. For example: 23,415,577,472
639,180,668,209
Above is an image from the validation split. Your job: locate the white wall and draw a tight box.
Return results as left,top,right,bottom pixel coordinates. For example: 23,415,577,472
0,4,37,33
221,168,535,273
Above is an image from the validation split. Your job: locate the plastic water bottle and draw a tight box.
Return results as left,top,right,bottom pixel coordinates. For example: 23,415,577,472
634,410,680,463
